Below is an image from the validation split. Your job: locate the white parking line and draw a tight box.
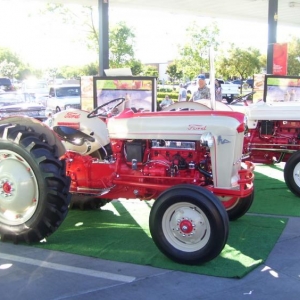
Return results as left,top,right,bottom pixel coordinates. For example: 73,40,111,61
0,253,135,283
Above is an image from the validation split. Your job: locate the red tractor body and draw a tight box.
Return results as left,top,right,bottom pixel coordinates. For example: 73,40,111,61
0,98,254,265
243,101,300,196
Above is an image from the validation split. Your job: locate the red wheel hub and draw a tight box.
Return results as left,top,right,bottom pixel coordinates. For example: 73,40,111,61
179,220,193,234
2,182,11,194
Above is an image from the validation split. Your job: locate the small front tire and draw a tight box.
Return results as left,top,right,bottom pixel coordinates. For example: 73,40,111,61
284,151,300,197
149,184,229,265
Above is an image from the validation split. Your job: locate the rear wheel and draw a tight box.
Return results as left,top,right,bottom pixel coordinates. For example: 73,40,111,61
149,184,229,265
0,124,71,243
284,151,300,197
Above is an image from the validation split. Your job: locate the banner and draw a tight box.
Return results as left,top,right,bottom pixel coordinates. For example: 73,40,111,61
273,43,288,75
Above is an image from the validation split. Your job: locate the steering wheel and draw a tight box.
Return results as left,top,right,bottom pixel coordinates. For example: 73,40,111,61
87,97,125,118
230,91,256,106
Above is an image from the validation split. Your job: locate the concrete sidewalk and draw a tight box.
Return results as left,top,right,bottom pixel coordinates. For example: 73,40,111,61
1,213,300,300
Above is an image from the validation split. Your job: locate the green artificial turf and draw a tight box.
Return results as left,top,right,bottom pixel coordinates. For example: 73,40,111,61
33,199,287,279
249,163,300,216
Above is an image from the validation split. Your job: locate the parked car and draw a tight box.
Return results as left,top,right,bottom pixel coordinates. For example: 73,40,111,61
21,80,49,100
230,79,243,86
230,79,254,89
0,92,47,121
245,79,254,88
0,77,14,91
46,84,81,113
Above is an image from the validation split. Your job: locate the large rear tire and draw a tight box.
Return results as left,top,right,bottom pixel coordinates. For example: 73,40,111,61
0,124,71,243
149,184,229,265
284,151,300,197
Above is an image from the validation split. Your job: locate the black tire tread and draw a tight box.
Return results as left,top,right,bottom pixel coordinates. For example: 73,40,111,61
149,184,229,265
0,124,71,243
284,151,300,197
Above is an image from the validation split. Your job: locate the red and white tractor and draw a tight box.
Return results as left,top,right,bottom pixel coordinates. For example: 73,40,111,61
164,88,300,198
243,99,300,197
0,97,254,265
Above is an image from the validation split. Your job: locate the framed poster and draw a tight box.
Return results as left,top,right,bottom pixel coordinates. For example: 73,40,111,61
253,74,265,103
80,76,94,111
93,76,157,112
263,75,300,103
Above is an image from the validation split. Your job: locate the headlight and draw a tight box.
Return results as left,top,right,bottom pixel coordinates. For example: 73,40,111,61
200,132,214,148
39,110,46,116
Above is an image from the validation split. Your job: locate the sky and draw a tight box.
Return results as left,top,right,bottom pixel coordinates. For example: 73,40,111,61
0,0,299,69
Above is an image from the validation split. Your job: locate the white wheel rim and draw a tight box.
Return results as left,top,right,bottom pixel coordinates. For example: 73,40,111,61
162,202,211,252
293,162,300,187
0,150,39,225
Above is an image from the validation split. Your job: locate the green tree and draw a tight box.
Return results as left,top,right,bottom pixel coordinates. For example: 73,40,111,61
216,46,262,84
43,4,99,52
176,22,220,80
81,62,99,76
287,37,300,76
60,65,83,79
47,68,60,82
142,65,159,77
0,47,22,66
166,62,183,83
128,59,143,75
259,54,267,73
109,21,136,68
42,5,141,70
0,60,19,79
0,47,51,81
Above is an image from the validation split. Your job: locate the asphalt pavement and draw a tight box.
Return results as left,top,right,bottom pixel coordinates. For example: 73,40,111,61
1,212,300,300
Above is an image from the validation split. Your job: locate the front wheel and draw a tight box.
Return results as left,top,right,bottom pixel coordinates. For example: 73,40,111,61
149,184,229,265
0,124,71,243
284,151,300,197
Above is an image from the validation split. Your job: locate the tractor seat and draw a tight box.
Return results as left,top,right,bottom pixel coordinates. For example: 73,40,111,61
53,126,95,146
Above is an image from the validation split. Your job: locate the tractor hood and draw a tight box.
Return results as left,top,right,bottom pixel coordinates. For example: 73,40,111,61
107,109,245,140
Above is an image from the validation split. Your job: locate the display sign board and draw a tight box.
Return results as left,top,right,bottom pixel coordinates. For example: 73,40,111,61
93,76,157,112
263,75,300,102
253,74,265,103
80,76,157,112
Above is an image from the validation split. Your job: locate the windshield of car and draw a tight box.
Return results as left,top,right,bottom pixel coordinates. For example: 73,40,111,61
55,87,80,97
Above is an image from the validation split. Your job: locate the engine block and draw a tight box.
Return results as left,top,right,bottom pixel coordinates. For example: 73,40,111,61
244,119,300,164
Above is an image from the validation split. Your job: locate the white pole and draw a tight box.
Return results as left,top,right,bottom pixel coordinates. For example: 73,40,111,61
209,47,216,110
